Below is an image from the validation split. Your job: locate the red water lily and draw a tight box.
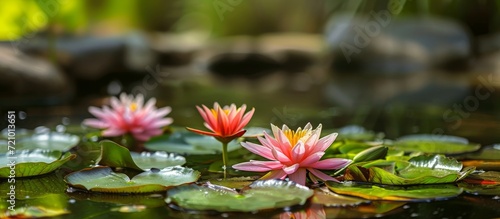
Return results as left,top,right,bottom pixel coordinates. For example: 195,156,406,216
186,102,254,143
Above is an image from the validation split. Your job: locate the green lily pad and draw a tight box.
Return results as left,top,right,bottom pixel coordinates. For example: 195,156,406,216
98,140,186,171
65,166,200,193
392,134,480,154
145,131,241,155
326,181,463,201
131,151,185,171
0,132,80,153
0,173,66,198
166,180,313,212
458,171,500,196
0,150,75,178
462,144,500,160
344,155,474,185
312,186,369,207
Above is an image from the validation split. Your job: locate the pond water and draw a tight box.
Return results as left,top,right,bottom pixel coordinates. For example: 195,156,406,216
3,71,500,219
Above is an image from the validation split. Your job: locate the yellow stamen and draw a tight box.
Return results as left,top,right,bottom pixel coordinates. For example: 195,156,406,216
283,129,309,147
211,109,231,117
130,103,138,112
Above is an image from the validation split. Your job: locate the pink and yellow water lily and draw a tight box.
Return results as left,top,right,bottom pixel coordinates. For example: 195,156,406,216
83,93,173,142
233,123,350,185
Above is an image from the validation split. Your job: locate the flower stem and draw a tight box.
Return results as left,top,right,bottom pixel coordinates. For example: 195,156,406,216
222,141,229,179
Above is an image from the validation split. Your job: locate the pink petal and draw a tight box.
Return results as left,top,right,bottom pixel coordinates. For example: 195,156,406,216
260,170,287,180
232,160,283,172
150,118,173,128
316,133,338,152
291,141,306,162
299,151,324,166
82,119,109,129
307,168,338,182
288,168,307,185
283,163,299,175
310,158,351,170
88,106,107,119
102,128,126,137
240,142,275,160
234,107,254,131
270,146,292,164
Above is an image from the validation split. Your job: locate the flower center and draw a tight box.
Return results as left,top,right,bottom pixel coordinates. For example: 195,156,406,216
130,103,138,112
211,109,231,117
283,129,309,147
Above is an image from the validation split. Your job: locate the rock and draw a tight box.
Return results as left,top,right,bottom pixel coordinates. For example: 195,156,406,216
149,32,207,66
6,33,156,80
325,15,472,74
0,46,73,106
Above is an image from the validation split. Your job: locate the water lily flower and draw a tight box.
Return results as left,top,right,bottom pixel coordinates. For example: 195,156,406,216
187,102,254,178
233,123,350,185
83,93,173,142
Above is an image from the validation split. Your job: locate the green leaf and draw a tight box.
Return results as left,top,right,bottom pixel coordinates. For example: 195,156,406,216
131,151,185,171
65,166,200,193
0,173,66,199
0,150,75,178
462,145,500,160
344,155,474,185
392,134,480,154
312,186,369,207
166,180,313,212
326,181,463,201
458,171,500,196
0,132,80,153
98,140,142,170
144,131,241,155
98,140,186,171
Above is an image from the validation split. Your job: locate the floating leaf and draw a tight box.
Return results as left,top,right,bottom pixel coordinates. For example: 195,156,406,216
312,186,369,207
145,131,241,155
326,181,463,201
65,166,200,193
0,132,80,153
459,171,500,196
0,150,75,178
98,140,185,171
166,180,313,212
344,155,474,185
0,173,66,198
392,134,480,154
98,140,142,170
208,177,257,189
462,145,500,160
131,151,185,171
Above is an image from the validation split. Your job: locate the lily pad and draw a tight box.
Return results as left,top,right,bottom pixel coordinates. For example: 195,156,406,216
145,131,241,155
312,186,369,207
241,127,271,138
465,145,500,160
0,150,75,178
326,181,463,201
166,180,313,212
65,166,200,193
98,140,186,171
0,132,79,153
131,151,185,171
344,155,474,185
392,134,480,154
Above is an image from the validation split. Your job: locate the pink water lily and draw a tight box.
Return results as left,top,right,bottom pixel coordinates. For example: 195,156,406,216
83,93,173,142
233,123,350,185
